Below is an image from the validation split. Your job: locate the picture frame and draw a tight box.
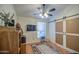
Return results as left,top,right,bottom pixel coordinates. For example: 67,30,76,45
26,25,36,31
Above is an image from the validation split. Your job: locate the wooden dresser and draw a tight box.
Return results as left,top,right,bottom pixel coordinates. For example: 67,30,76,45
0,26,19,54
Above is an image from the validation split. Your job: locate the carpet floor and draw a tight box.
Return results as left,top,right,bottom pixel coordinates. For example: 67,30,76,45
32,43,59,54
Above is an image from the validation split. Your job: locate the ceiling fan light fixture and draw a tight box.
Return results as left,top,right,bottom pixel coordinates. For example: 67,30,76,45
39,14,42,17
41,16,44,18
39,13,48,18
39,14,43,18
44,13,48,18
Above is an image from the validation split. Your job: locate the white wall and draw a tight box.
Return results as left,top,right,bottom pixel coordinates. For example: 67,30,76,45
0,4,47,43
56,5,79,19
48,5,79,43
48,22,56,42
17,16,46,43
0,4,17,25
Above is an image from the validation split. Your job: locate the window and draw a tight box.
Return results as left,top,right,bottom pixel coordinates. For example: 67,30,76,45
37,22,46,39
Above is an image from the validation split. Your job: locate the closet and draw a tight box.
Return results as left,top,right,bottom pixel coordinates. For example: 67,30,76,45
56,14,79,52
0,26,19,54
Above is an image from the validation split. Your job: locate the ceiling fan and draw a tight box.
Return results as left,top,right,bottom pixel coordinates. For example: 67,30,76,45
34,4,56,18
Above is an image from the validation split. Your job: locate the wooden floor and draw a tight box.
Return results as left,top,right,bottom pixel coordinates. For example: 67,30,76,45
20,43,33,54
26,44,33,54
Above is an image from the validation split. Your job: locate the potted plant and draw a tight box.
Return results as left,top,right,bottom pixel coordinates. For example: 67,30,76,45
0,10,14,27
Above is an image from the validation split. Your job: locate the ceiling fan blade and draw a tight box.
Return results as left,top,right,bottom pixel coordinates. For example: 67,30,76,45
49,8,56,12
48,14,53,16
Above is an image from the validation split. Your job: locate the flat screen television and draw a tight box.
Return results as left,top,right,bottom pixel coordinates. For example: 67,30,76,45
27,25,36,31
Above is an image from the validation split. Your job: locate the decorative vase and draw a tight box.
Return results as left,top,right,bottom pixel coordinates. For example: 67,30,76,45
4,19,9,27
4,22,8,27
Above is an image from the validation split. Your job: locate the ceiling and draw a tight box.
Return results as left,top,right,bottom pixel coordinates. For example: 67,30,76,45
13,4,69,19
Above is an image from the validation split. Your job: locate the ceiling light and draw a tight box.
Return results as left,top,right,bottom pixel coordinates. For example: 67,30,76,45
44,13,48,18
39,13,48,18
39,14,42,17
39,14,44,18
41,16,44,18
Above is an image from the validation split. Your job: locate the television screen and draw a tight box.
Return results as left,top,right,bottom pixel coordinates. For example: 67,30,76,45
27,25,36,31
